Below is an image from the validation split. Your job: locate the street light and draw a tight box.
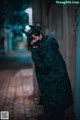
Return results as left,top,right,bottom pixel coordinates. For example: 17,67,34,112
25,8,33,25
25,8,32,15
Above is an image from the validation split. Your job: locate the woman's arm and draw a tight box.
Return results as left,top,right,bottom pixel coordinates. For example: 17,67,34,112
31,37,59,72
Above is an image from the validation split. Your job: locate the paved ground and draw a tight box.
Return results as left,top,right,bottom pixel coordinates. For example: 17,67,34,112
0,69,76,120
0,69,43,120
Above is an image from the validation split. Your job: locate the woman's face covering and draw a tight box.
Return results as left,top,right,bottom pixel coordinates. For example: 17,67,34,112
30,34,42,47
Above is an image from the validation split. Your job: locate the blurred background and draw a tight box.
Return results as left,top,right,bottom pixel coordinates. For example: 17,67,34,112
0,0,80,120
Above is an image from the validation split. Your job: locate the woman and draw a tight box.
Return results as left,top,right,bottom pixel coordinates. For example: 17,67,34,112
23,25,73,120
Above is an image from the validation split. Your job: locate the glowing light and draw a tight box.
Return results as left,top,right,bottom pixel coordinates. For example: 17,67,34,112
25,25,31,30
25,8,33,25
25,8,32,15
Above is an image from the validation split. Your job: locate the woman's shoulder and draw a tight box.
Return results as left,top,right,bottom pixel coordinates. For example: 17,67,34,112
40,35,55,46
44,35,59,49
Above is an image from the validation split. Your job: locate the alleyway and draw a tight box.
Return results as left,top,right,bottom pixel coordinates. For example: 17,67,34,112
0,69,43,120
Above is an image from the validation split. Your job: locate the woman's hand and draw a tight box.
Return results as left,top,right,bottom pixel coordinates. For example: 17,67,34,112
33,46,38,48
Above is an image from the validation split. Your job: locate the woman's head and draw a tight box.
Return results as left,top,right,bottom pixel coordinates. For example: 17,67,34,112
21,25,44,50
26,25,44,50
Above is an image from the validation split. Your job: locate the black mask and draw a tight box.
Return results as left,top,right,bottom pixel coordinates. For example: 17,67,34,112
32,39,41,47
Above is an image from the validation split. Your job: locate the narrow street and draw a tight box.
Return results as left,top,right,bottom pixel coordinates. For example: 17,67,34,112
0,69,43,120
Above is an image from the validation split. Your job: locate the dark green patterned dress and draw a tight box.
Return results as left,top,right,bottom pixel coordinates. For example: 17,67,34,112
31,36,73,113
